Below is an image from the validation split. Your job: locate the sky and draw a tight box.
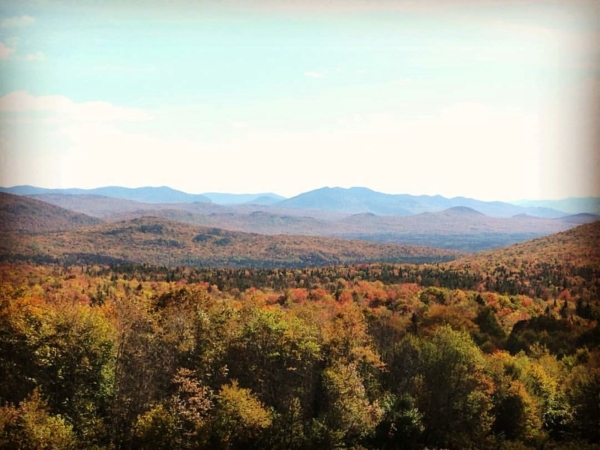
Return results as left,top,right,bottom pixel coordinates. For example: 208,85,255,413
0,0,599,201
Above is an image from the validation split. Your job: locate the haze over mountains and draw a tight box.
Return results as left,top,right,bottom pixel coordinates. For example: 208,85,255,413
514,197,600,215
276,187,567,218
0,185,282,206
3,184,599,217
1,186,598,254
0,185,213,204
0,194,461,267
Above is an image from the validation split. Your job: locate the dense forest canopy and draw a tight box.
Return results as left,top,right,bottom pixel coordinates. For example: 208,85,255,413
0,224,599,449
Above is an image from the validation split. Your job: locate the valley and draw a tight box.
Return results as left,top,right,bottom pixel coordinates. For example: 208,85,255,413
1,185,599,449
2,2,598,448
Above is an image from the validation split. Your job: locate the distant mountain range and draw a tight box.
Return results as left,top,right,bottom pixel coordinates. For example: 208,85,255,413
201,192,286,205
513,197,600,215
4,185,598,218
1,190,598,253
2,188,598,267
0,185,212,204
276,187,567,218
0,198,462,267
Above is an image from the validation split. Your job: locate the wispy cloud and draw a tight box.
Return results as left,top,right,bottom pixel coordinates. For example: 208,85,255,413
0,41,15,60
0,91,152,122
304,71,324,79
24,51,45,61
0,15,35,28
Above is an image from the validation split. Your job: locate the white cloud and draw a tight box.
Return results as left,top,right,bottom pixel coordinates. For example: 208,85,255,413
0,91,152,122
0,15,35,28
0,41,14,59
0,38,43,62
304,71,324,79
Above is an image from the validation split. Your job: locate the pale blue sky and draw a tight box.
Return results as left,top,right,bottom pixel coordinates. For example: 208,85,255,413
0,0,598,200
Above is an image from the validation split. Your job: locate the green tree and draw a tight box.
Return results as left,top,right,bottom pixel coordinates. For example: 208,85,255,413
0,389,76,450
406,326,494,449
0,293,116,445
317,361,384,448
226,307,321,414
211,380,272,449
133,368,213,450
567,366,600,443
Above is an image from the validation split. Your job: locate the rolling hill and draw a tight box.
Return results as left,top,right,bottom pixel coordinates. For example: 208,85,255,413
329,207,598,252
334,206,568,235
25,192,347,221
0,217,462,268
11,192,598,252
448,221,600,269
0,192,102,233
27,194,160,217
430,221,600,301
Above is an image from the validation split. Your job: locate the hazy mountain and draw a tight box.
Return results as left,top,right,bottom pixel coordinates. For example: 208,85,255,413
201,192,286,205
513,197,600,215
21,192,596,253
447,197,564,219
1,185,212,204
0,192,102,233
104,209,332,237
276,187,566,218
336,206,546,235
331,207,589,252
27,192,349,222
28,194,159,218
0,185,51,196
4,184,572,217
245,195,287,206
85,186,212,203
276,187,414,215
6,184,593,253
556,213,600,225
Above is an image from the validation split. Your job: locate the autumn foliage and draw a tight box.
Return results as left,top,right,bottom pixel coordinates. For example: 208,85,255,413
0,223,599,448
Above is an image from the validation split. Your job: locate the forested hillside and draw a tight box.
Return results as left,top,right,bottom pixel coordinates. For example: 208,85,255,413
0,223,598,449
0,192,102,233
1,216,460,267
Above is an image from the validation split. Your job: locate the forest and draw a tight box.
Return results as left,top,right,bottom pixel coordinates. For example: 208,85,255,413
2,0,599,446
0,223,599,450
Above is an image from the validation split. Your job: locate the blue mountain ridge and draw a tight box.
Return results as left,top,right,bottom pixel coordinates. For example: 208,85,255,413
2,185,592,218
